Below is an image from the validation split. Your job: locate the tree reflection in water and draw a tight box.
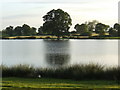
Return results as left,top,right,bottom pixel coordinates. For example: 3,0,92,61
44,40,71,68
46,53,70,67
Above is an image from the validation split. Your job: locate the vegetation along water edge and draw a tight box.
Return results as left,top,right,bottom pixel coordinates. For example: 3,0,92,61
1,64,120,89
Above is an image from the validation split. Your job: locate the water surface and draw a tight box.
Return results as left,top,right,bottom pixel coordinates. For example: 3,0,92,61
1,39,118,68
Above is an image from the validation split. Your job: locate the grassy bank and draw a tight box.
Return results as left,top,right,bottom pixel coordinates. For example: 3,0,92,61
1,77,120,89
1,64,120,81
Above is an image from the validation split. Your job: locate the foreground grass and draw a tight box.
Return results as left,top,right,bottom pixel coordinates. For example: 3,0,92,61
1,77,120,89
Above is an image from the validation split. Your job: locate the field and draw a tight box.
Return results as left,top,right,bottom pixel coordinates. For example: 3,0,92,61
1,77,120,90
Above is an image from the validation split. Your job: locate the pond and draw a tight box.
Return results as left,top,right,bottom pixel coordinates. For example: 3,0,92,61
1,39,118,68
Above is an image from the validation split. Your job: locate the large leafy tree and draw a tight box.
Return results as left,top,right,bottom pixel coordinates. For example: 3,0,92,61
42,9,72,39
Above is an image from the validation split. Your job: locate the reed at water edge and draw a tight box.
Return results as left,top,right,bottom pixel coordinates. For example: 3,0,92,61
1,64,120,81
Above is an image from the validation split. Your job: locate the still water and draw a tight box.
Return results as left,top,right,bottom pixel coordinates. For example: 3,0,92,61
1,39,118,68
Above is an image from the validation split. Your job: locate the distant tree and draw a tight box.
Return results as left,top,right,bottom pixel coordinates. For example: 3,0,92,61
2,26,14,37
0,31,1,33
3,26,14,36
113,23,120,36
30,27,37,35
87,20,99,32
109,27,118,37
14,26,22,36
38,26,43,35
74,23,88,34
95,23,109,36
114,23,120,30
2,30,8,37
42,9,72,39
2,24,37,37
74,24,80,33
22,24,31,36
0,31,1,35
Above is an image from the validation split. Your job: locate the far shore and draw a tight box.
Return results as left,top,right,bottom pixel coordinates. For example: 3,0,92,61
1,35,120,40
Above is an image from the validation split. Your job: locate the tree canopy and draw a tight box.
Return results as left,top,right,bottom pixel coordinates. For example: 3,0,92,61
42,9,72,39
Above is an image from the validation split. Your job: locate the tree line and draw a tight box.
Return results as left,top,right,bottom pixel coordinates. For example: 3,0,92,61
1,24,37,37
74,20,120,37
1,9,120,38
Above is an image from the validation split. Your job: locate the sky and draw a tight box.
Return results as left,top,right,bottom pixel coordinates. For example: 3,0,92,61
0,0,119,31
118,1,120,24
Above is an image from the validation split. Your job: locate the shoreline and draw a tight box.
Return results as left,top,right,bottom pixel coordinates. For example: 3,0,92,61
1,36,120,40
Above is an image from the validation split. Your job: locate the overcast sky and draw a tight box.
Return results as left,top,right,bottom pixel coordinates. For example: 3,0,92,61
0,0,119,31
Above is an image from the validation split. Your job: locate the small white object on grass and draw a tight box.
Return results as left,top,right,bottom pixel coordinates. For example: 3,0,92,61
38,75,41,78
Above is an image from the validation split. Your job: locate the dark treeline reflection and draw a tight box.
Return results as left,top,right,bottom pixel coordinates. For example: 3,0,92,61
44,40,71,68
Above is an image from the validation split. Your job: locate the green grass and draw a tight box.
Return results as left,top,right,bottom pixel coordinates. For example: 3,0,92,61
1,77,120,89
